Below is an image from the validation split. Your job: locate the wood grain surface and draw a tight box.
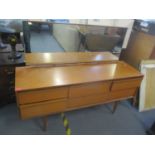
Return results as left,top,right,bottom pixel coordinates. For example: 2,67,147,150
15,61,142,91
25,52,118,66
120,31,155,69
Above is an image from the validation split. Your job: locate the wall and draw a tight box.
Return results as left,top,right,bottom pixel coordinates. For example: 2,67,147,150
53,24,80,52
69,19,87,25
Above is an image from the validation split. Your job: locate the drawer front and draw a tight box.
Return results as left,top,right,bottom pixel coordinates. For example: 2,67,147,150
68,94,108,109
111,78,142,91
18,87,68,104
20,99,66,119
108,88,136,101
69,81,111,98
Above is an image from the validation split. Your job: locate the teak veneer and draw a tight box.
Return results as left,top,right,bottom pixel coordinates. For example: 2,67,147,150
15,62,143,127
25,52,118,66
15,52,143,131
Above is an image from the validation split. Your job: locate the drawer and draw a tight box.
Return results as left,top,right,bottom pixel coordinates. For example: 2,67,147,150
108,88,136,101
19,99,66,119
17,87,68,104
68,93,108,109
69,81,111,98
111,78,142,91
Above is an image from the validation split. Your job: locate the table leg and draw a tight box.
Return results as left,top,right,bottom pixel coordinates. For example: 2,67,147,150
133,88,138,107
43,116,48,131
112,102,118,113
133,96,137,107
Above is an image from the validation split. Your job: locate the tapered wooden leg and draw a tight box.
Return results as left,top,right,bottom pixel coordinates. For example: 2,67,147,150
133,96,137,107
43,116,48,131
112,102,118,113
133,88,139,107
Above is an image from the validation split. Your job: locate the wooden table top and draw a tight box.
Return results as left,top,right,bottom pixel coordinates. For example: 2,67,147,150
15,61,143,92
25,52,118,66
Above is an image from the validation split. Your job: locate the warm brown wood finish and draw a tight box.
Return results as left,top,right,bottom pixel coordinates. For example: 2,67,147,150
25,52,118,66
109,88,136,100
68,94,109,109
111,78,142,91
69,82,111,98
15,62,142,91
17,87,68,104
20,99,67,119
15,61,143,120
120,30,155,69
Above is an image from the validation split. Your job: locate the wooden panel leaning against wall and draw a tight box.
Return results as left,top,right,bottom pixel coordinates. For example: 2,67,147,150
120,30,155,70
119,29,155,111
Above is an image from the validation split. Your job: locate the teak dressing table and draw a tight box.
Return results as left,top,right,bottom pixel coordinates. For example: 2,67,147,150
15,52,143,131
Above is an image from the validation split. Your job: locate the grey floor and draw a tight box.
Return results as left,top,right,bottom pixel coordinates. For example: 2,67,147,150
0,100,155,135
30,30,64,52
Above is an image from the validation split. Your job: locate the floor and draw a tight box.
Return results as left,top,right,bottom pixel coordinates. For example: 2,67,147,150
30,30,64,52
0,100,155,135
